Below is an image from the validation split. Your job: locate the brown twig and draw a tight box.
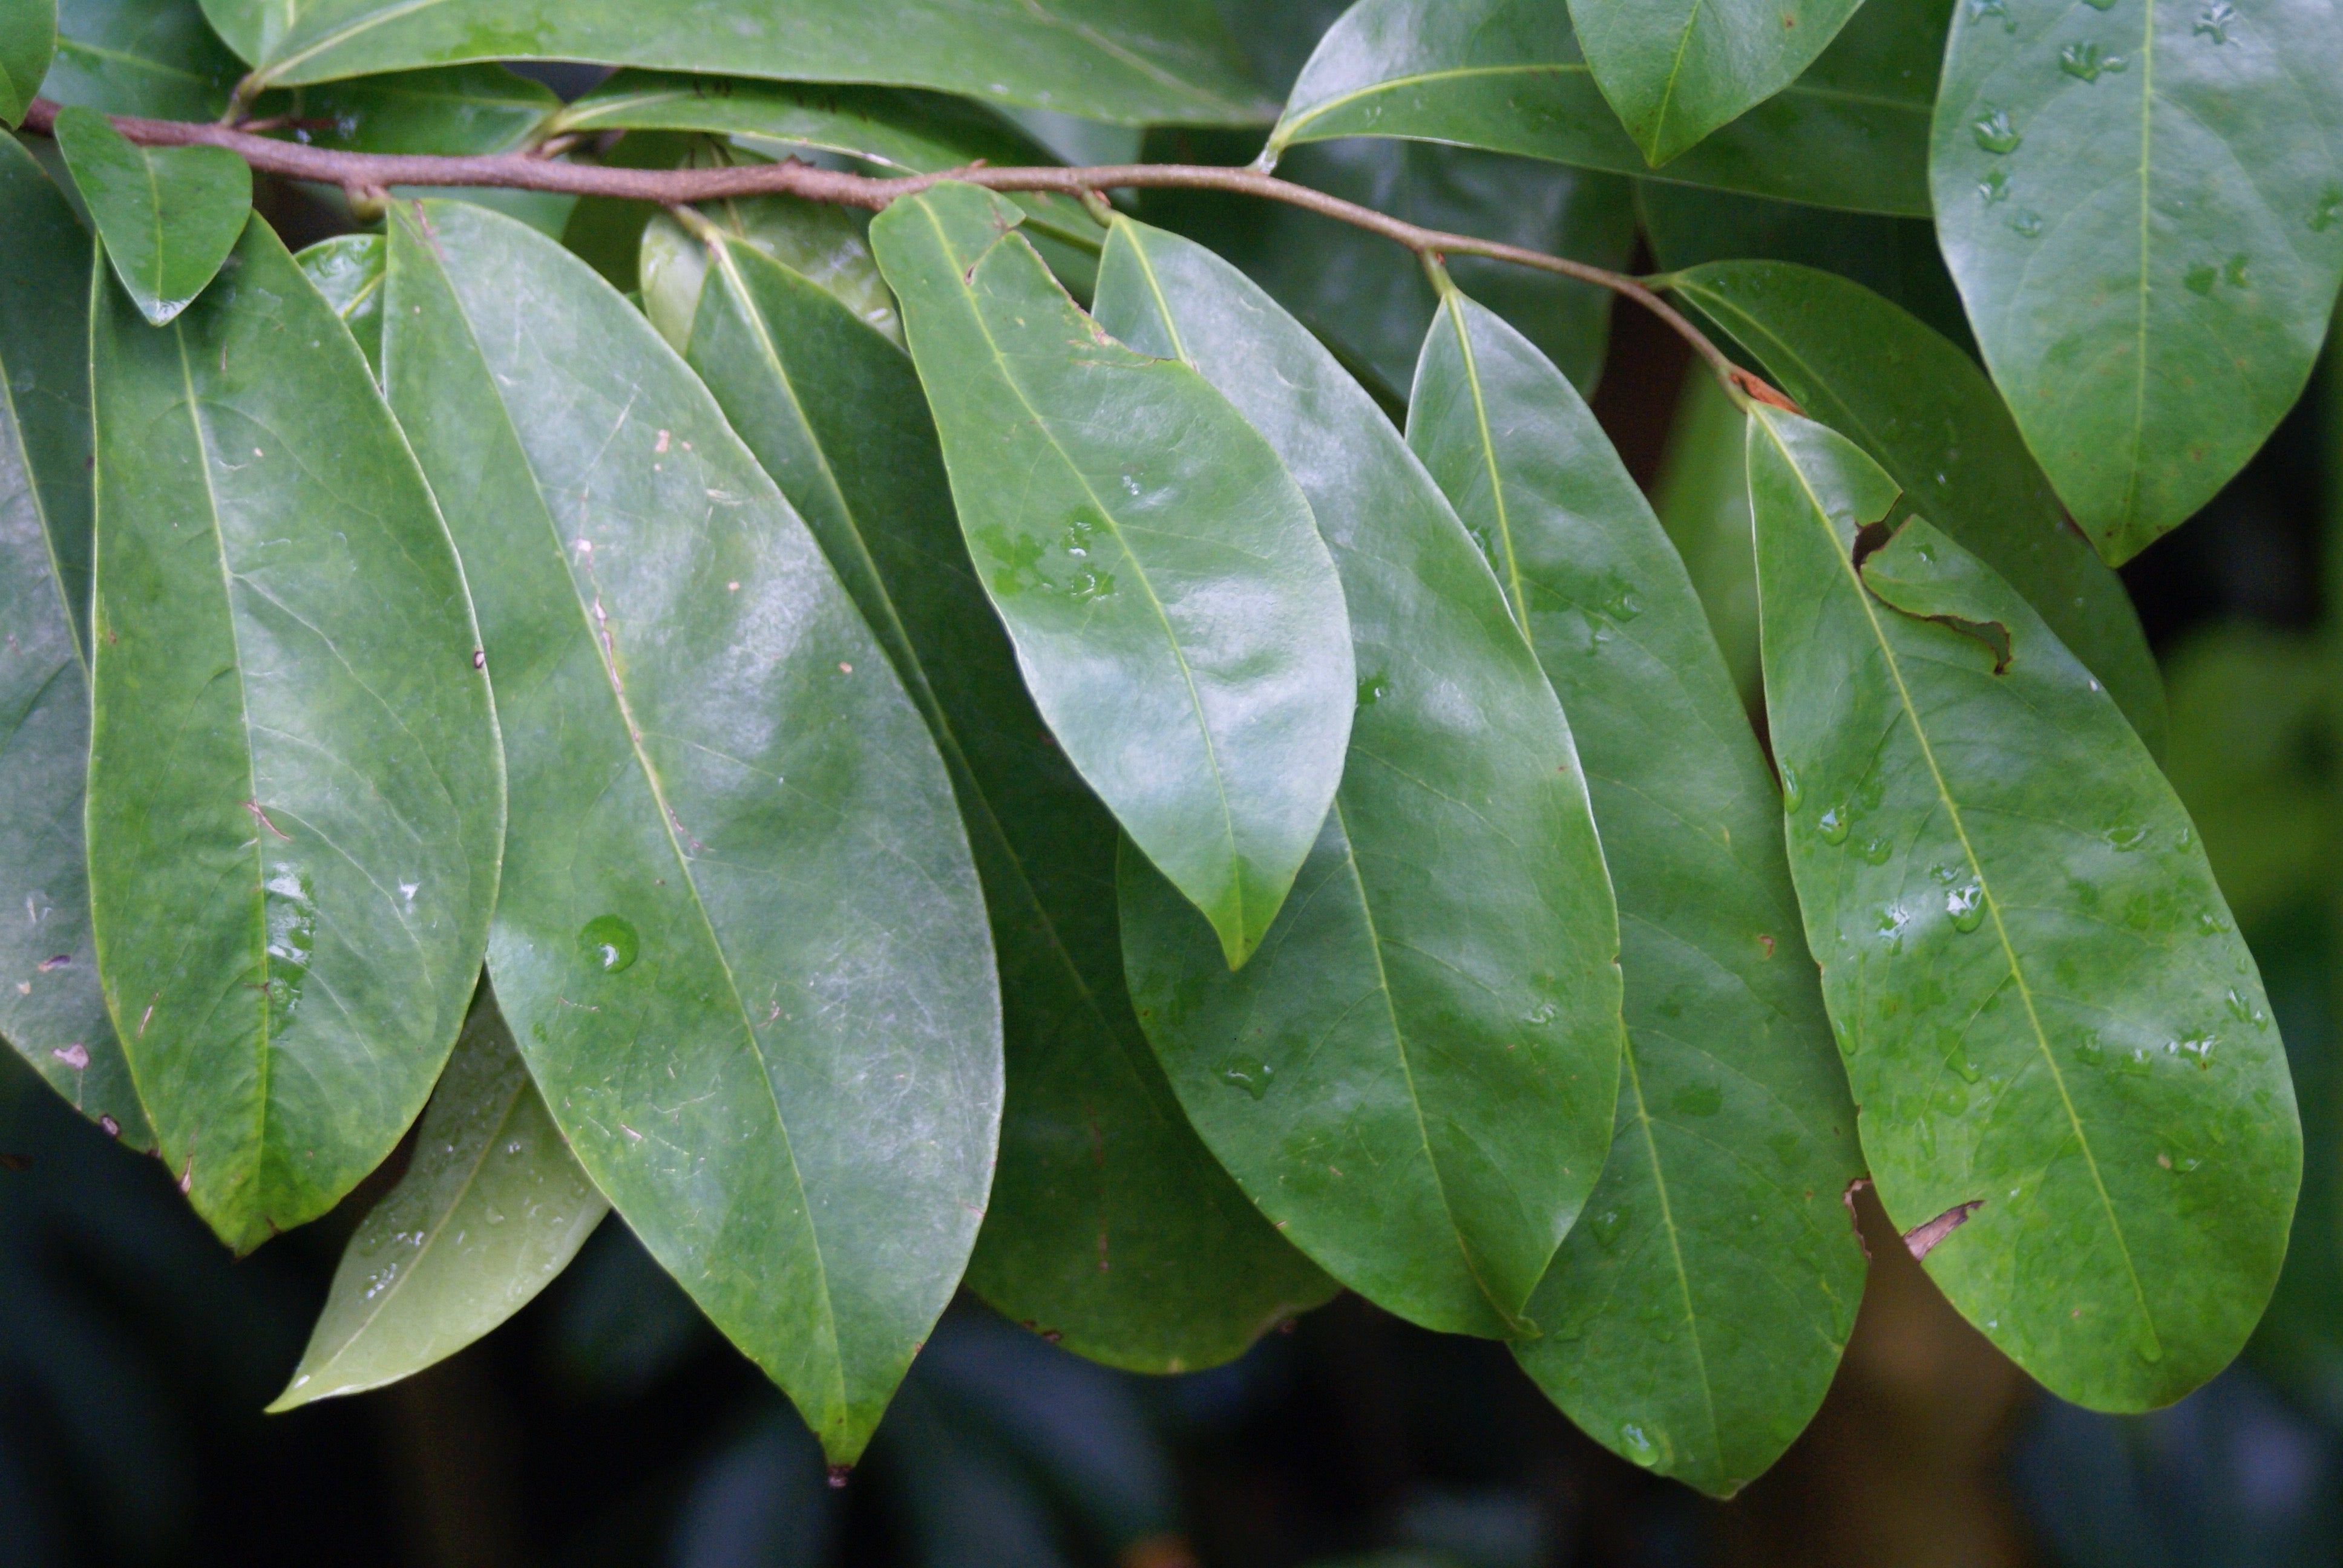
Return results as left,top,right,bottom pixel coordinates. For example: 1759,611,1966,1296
16,96,1786,405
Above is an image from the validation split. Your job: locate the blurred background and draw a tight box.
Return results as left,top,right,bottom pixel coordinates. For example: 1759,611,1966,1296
13,8,2343,1562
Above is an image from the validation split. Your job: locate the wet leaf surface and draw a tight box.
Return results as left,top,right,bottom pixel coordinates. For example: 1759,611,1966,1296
873,183,1355,970
1409,289,1864,1495
384,198,999,1462
1749,407,2299,1409
88,215,503,1250
1102,218,1623,1339
270,984,608,1410
676,226,1334,1373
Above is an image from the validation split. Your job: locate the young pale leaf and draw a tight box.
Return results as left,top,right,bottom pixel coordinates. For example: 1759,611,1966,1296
1100,218,1624,1339
1,0,53,124
670,228,1335,1371
269,984,608,1411
54,105,249,325
0,138,148,1150
293,234,384,376
1268,0,1948,217
1930,0,2343,563
871,183,1354,972
1748,408,2299,1410
1669,261,2166,756
192,0,1269,126
1568,0,1864,166
39,0,242,119
1138,134,1635,400
1407,291,1863,1495
382,199,1000,1464
87,215,503,1252
554,73,1106,281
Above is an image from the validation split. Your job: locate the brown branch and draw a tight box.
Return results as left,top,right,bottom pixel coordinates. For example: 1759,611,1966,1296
16,96,1788,406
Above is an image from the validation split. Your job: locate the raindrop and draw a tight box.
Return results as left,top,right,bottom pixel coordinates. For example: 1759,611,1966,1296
1946,884,1985,933
2104,825,2149,851
1588,1207,1627,1249
2008,211,2043,239
1970,108,2022,154
1216,1056,1273,1100
1856,837,1893,866
2192,0,2233,41
1818,805,1850,844
2058,41,2125,79
1524,1001,1558,1027
1779,764,1801,812
1617,1422,1667,1467
1357,672,1389,708
1950,1056,1982,1085
1977,168,2010,204
578,915,640,973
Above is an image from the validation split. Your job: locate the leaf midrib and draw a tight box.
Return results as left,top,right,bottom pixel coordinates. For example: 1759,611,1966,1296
1757,409,2160,1357
172,309,275,1222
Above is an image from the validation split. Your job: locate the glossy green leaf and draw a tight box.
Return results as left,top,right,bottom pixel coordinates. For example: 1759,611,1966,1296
871,183,1354,971
2158,624,2336,932
1,0,53,125
38,0,240,119
269,984,608,1411
1651,371,1762,711
1101,217,1624,1339
1748,407,2299,1410
1267,0,1950,217
1568,0,1862,165
666,225,1335,1371
1929,0,2343,562
1671,262,2168,757
554,73,1107,280
0,137,148,1150
292,232,383,376
1634,181,1972,354
87,214,503,1252
1406,289,1863,1494
54,104,249,325
194,0,1270,126
1138,132,1635,400
281,62,558,153
641,202,897,352
382,198,1000,1463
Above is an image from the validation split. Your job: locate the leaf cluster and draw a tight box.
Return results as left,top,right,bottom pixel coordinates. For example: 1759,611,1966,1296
0,0,2318,1498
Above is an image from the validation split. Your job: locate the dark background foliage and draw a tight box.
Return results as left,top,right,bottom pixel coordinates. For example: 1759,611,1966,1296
2,240,2335,1564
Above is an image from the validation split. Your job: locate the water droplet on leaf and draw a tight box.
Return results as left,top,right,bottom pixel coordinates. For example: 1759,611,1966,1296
1818,805,1850,844
579,915,640,973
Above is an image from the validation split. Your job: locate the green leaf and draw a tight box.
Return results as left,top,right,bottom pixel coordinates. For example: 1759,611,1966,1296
86,214,503,1252
1100,217,1624,1339
1670,262,2168,758
1,0,53,125
269,982,608,1411
1651,373,1763,713
280,62,559,153
1136,132,1635,400
554,73,1107,280
293,233,384,377
1568,0,1863,166
381,198,1000,1463
39,0,241,119
641,203,897,353
1407,286,1863,1495
1634,181,1973,354
1929,0,2343,563
871,183,1354,971
1268,0,1950,217
1748,407,2300,1410
2158,624,2337,932
194,0,1271,126
0,137,149,1150
54,105,249,325
667,225,1335,1371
